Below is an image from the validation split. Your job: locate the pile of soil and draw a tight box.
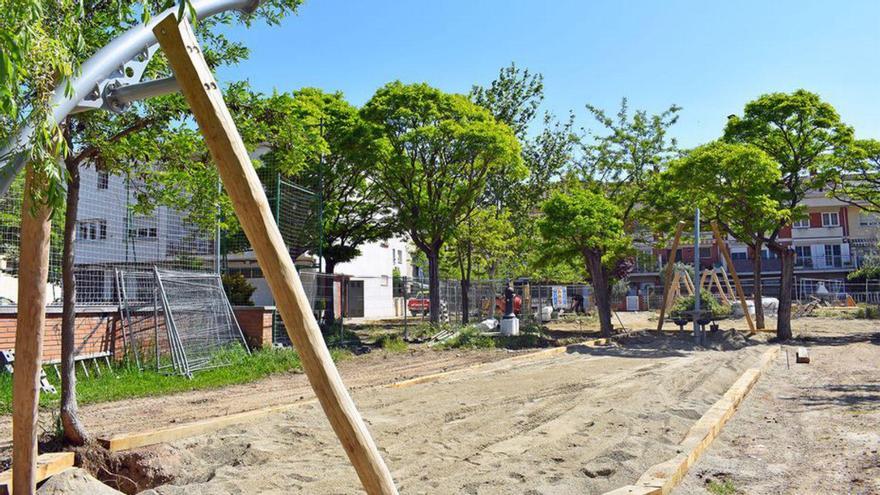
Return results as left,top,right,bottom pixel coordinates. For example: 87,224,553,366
36,468,122,495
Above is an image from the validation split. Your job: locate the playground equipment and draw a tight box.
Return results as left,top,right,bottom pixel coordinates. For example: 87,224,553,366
1,4,397,493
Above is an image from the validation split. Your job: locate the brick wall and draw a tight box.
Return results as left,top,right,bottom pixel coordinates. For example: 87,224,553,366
0,305,276,362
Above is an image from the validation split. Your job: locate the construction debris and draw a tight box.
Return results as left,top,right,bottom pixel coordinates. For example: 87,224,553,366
796,346,811,364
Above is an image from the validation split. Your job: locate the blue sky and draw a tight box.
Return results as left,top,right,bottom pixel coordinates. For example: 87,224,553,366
217,0,880,147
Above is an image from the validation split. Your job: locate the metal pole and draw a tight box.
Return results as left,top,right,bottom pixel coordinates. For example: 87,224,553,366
215,176,222,275
693,208,702,345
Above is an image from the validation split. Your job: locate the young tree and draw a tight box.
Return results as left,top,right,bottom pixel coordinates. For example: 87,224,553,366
362,82,521,324
724,90,853,339
539,184,632,336
441,207,513,323
658,142,784,329
6,0,302,445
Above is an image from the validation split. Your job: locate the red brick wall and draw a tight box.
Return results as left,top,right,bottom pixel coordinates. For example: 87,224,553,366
0,306,276,362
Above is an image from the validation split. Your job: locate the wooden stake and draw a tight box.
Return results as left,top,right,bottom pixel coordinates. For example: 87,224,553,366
12,167,53,495
710,221,756,334
153,15,397,494
657,221,685,331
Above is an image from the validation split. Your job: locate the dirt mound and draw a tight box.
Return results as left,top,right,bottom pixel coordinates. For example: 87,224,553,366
36,468,123,494
79,444,208,495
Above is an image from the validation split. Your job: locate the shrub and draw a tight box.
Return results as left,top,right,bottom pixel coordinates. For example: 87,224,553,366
222,273,256,306
671,289,732,319
375,334,408,352
854,305,880,319
441,326,495,349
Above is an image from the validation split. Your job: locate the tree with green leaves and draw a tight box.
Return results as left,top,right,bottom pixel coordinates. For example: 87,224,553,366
4,0,302,446
828,138,880,213
441,207,513,323
470,64,577,279
724,90,853,339
362,81,521,324
257,88,397,276
539,183,632,336
658,142,783,329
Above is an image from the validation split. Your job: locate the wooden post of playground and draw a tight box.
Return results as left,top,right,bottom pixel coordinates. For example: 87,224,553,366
710,221,756,334
657,221,685,331
153,14,397,495
12,167,53,495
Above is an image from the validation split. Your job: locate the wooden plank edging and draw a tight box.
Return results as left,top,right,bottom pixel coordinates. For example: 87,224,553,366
98,336,613,452
604,345,780,495
0,452,75,495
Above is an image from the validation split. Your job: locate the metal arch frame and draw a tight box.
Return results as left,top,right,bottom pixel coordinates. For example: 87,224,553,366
0,0,262,196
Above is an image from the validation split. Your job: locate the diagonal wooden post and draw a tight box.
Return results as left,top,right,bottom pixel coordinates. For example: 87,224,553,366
13,167,53,495
711,221,756,334
153,14,397,494
657,221,685,331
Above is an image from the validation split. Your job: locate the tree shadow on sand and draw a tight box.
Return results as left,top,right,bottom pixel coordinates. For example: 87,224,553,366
784,383,880,412
564,329,764,360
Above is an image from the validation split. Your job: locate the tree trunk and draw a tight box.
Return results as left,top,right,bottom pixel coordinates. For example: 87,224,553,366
585,251,613,337
13,166,53,495
60,161,88,445
427,248,441,325
460,278,470,324
322,259,337,327
752,241,765,330
776,246,795,340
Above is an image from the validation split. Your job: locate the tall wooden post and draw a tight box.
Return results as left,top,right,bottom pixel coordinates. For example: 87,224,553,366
13,167,53,495
710,221,756,334
657,221,685,331
153,15,397,494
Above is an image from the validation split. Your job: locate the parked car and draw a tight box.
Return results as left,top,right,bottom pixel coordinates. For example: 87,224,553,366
407,292,431,316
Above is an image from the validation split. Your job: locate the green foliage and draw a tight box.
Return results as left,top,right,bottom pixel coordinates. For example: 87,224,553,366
441,206,514,281
0,346,350,415
828,138,880,214
375,334,408,352
706,479,738,495
854,305,880,320
656,141,784,244
363,81,522,252
724,90,853,217
538,184,632,271
439,326,496,349
222,273,255,306
671,289,732,319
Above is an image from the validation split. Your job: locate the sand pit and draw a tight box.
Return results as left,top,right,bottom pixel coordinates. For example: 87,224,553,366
117,331,771,494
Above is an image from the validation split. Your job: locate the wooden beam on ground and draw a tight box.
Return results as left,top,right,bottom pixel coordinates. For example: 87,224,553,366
602,346,780,495
12,167,53,495
153,14,397,495
795,347,810,364
0,452,75,495
710,221,756,334
98,336,615,452
657,221,685,331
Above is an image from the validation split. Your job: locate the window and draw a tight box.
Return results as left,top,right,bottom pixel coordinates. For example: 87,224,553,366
699,247,711,259
821,212,839,227
730,249,748,261
77,220,106,240
824,244,842,267
792,218,810,229
761,249,779,260
794,246,812,267
97,170,109,190
128,227,158,239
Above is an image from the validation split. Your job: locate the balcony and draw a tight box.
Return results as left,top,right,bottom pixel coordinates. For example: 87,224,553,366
732,254,857,274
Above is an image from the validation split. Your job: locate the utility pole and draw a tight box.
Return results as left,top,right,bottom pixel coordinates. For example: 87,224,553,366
693,208,702,346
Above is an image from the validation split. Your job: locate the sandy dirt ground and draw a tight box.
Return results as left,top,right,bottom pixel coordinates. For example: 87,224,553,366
128,329,770,494
679,319,880,495
0,348,513,448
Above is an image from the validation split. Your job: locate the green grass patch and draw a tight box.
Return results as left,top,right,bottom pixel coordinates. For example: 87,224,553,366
440,326,496,349
0,346,350,416
707,479,738,495
375,334,408,352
